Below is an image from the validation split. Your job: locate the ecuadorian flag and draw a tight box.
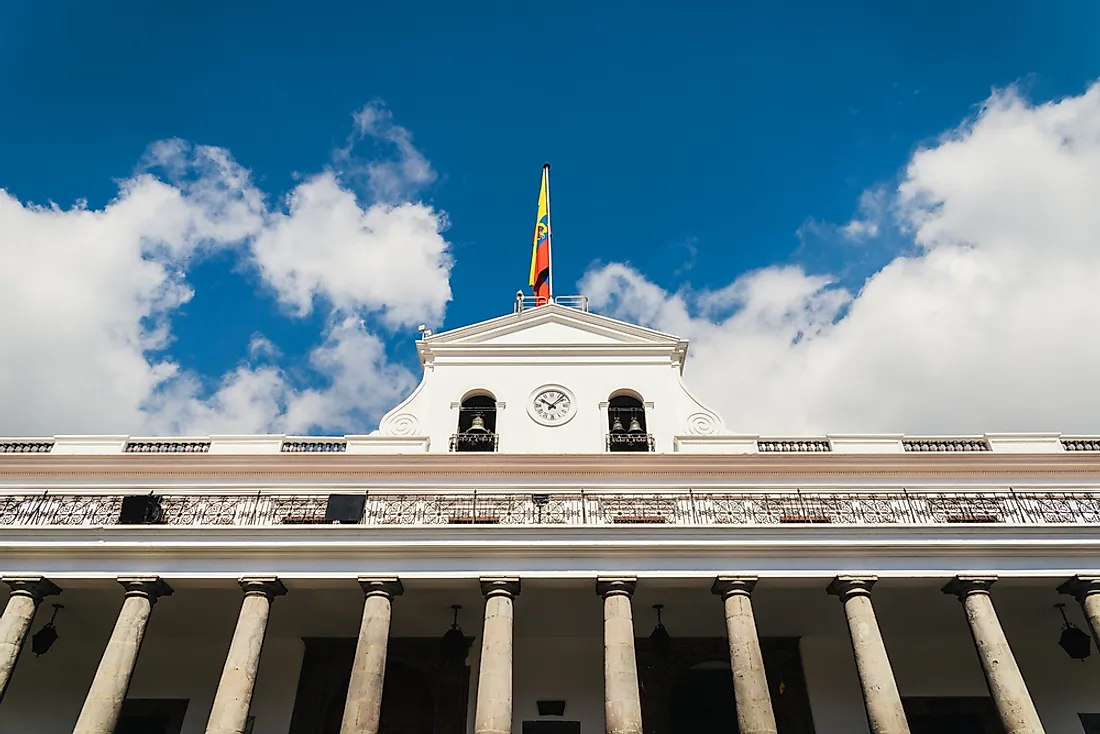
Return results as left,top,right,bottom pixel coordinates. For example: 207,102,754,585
528,164,551,302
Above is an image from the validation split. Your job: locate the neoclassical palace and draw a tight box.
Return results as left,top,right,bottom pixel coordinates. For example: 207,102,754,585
2,298,1100,734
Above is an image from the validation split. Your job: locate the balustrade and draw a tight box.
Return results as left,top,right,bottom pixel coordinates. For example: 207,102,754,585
2,490,1100,528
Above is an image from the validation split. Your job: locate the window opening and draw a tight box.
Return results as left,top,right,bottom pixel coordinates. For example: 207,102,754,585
607,395,652,452
452,394,498,452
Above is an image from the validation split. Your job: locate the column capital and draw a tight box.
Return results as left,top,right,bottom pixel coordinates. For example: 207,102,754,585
2,575,62,602
826,575,878,601
942,575,997,600
239,577,288,600
596,576,637,599
1057,575,1100,602
711,575,758,598
479,577,521,599
117,576,173,603
357,577,404,600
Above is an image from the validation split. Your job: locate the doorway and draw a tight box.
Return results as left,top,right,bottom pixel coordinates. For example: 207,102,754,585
320,661,435,734
638,637,816,734
903,697,1005,734
668,665,735,734
113,699,189,734
287,637,471,734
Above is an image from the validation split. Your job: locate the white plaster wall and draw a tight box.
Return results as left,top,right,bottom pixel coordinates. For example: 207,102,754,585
374,306,726,455
4,580,1100,734
400,359,692,454
509,585,606,731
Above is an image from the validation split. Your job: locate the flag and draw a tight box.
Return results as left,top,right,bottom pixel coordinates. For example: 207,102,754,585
528,165,551,302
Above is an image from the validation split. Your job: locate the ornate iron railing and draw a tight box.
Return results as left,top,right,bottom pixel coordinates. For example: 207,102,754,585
449,433,499,453
3,491,1100,528
607,433,655,453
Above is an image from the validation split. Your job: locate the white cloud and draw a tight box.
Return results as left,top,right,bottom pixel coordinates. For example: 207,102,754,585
0,106,450,436
249,172,452,326
583,82,1100,435
345,101,437,203
144,318,415,435
840,187,887,241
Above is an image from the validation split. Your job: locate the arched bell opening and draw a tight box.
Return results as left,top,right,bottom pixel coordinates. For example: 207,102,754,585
607,394,652,452
452,393,498,452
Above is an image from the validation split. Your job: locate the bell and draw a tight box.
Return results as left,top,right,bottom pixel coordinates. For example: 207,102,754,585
468,413,488,433
628,417,643,434
611,415,625,433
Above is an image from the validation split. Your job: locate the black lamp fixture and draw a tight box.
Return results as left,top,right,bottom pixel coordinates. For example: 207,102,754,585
30,604,64,657
1055,603,1092,662
441,604,470,664
650,604,671,657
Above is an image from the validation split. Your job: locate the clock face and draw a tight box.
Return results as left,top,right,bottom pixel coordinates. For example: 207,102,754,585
530,387,575,426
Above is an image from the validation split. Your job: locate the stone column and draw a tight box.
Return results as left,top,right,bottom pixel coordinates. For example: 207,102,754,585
340,578,404,734
943,576,1044,734
1057,575,1100,644
826,576,910,734
597,577,643,734
205,578,288,734
73,576,173,734
711,577,777,734
0,576,62,701
474,578,521,734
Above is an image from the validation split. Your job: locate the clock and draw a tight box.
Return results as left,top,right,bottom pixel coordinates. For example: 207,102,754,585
528,385,577,426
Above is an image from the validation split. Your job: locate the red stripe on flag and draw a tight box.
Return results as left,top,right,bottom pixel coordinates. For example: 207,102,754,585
533,239,551,300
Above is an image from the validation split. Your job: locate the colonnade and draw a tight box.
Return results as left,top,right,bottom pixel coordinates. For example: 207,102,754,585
2,573,1095,733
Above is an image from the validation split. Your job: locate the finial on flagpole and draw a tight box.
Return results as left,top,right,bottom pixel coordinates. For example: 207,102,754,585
543,162,551,170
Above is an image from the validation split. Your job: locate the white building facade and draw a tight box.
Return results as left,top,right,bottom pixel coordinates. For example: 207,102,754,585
2,299,1100,734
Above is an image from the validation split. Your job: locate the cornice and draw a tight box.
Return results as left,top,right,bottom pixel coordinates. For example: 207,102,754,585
423,303,684,346
1,452,1100,482
4,523,1100,561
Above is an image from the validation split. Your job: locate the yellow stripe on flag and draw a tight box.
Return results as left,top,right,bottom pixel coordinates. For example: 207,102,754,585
529,167,549,286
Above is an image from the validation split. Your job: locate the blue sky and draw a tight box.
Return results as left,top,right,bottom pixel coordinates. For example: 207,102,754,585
2,1,1100,436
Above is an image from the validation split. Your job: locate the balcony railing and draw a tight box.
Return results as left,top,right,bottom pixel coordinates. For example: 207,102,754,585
449,433,499,453
606,433,655,453
3,491,1100,528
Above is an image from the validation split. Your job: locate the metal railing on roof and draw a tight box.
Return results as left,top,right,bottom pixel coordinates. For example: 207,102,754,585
513,293,589,313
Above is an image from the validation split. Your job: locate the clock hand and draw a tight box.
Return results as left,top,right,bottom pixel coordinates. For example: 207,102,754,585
548,395,566,409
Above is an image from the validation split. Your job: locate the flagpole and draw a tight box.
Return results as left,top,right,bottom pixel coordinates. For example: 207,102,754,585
543,162,553,300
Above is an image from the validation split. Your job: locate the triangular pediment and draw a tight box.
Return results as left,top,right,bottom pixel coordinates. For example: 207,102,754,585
424,303,685,348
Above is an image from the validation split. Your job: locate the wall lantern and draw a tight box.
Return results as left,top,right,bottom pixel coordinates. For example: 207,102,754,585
30,604,64,657
441,604,471,664
650,604,671,657
1055,603,1092,662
